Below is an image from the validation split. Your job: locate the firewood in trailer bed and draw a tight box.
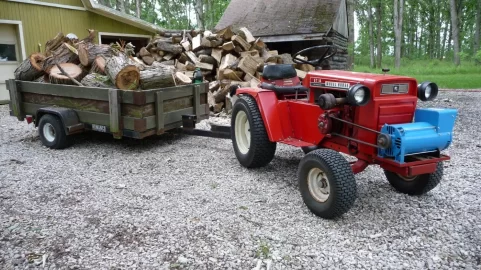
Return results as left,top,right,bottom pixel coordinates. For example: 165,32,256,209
80,73,114,88
14,53,46,81
44,32,66,57
78,43,113,67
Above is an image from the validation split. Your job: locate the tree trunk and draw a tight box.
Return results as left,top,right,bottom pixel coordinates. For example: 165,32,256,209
347,0,355,70
136,0,141,18
48,63,84,85
194,0,204,30
105,54,140,90
14,53,46,81
117,0,125,13
394,0,404,68
80,73,114,88
440,21,449,60
475,0,481,53
376,0,382,68
139,64,175,90
450,0,460,65
367,2,375,69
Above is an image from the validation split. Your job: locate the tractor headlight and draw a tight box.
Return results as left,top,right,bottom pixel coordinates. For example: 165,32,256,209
347,84,370,106
417,81,438,101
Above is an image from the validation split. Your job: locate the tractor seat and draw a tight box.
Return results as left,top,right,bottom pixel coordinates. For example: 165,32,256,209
262,64,298,81
260,64,309,94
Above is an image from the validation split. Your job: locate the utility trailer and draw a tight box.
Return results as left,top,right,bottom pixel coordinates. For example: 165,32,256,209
6,79,230,149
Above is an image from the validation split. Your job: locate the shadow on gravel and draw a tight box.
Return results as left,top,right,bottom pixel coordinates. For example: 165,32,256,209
62,130,188,152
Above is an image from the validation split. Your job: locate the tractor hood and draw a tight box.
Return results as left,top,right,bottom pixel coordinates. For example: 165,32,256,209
306,70,418,88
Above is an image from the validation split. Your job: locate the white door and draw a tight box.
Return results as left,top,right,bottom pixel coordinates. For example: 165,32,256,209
0,23,21,104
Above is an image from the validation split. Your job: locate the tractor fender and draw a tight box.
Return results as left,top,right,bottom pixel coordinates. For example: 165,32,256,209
236,88,284,142
35,107,84,135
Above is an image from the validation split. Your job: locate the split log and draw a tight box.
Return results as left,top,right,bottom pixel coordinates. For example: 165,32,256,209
80,73,114,88
192,35,202,51
211,48,222,64
174,72,192,85
208,91,216,110
219,54,237,71
43,43,80,72
223,69,243,81
139,64,175,90
232,35,250,51
142,56,155,65
214,81,249,103
213,102,224,113
78,43,112,67
185,51,199,63
195,62,214,71
105,55,140,90
238,55,261,75
139,47,151,57
44,32,66,57
48,63,84,85
238,27,256,43
14,53,46,81
209,80,220,92
181,41,191,51
216,26,234,40
222,42,235,52
185,61,196,71
151,52,162,62
296,69,307,79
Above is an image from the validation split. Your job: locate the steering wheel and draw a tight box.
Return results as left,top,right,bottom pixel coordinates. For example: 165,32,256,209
292,45,337,67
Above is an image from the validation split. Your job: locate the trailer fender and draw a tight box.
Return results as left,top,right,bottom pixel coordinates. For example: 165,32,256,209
35,107,84,135
236,88,284,142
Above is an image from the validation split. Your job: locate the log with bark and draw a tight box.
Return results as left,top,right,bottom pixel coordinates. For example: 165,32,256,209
44,32,66,57
80,73,114,88
78,43,112,67
105,54,140,90
139,64,175,90
90,56,106,75
43,43,80,72
14,53,46,81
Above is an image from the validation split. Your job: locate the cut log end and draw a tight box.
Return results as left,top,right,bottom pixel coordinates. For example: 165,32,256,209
115,65,140,90
48,63,84,85
30,53,46,71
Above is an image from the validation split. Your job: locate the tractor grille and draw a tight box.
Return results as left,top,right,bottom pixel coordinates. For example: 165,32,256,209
395,138,401,149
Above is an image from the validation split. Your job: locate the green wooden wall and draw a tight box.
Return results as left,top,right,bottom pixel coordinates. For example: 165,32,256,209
37,0,85,7
0,1,153,59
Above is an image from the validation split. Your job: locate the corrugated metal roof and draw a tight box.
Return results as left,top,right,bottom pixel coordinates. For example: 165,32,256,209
214,0,342,36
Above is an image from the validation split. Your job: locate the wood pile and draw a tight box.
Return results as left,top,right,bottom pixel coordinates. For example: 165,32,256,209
14,27,316,115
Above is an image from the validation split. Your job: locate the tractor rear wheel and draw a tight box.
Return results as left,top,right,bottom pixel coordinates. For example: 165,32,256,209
231,95,276,168
384,162,443,195
298,149,357,219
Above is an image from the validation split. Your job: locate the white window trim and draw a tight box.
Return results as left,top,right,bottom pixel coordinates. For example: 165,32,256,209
0,20,26,61
6,0,87,11
98,32,152,45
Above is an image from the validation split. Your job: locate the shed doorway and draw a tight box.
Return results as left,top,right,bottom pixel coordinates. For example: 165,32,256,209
98,32,151,55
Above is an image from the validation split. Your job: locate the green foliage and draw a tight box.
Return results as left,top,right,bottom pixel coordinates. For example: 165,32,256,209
354,57,481,89
255,241,271,259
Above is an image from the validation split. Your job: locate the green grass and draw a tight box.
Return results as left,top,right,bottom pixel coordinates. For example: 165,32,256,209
353,58,481,89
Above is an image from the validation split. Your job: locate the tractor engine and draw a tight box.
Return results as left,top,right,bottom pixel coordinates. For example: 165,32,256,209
377,108,458,163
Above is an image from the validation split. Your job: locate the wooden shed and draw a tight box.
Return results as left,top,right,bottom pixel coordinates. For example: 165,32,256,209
0,0,162,104
214,0,349,70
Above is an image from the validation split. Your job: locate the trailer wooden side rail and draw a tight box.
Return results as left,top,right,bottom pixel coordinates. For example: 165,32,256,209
6,79,223,148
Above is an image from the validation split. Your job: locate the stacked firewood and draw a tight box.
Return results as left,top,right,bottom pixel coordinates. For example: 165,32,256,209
14,27,316,115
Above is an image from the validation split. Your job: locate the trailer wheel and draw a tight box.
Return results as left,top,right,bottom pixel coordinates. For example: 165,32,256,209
231,95,276,168
384,162,443,195
298,149,357,219
38,114,70,149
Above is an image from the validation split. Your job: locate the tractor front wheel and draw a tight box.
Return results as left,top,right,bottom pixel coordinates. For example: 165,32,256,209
298,149,357,219
384,162,444,195
231,95,276,168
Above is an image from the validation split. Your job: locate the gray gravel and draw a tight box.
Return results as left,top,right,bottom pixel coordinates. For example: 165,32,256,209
0,91,480,270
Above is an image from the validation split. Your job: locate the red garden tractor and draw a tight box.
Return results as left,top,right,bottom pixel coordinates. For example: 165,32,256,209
229,45,458,219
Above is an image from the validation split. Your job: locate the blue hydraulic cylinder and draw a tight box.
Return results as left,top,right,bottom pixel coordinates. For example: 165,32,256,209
378,108,458,163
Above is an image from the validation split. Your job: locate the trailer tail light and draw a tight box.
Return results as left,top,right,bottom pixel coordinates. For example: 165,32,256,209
26,115,33,124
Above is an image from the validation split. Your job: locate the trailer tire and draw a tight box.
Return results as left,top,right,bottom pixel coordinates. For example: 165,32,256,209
231,95,276,168
298,149,357,219
38,114,70,149
384,162,443,195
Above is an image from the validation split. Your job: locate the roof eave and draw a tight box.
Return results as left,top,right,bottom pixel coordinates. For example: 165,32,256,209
80,0,165,33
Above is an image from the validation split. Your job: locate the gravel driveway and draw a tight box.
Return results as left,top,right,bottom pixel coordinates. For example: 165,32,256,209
0,91,480,270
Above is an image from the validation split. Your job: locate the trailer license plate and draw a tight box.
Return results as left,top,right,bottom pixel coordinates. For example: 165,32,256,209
92,124,107,133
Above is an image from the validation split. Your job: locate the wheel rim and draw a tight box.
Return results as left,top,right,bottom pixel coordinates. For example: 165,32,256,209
235,110,250,154
307,168,330,203
397,174,418,181
43,123,56,142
